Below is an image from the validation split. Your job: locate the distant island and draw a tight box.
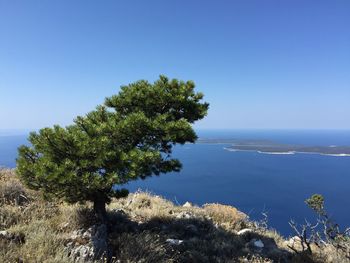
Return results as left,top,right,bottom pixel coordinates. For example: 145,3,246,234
197,138,350,156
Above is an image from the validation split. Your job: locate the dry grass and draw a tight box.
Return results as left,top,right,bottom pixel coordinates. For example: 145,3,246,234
0,169,72,262
1,169,349,262
4,220,70,263
0,168,30,206
109,231,178,263
109,191,190,222
107,192,290,262
203,203,248,231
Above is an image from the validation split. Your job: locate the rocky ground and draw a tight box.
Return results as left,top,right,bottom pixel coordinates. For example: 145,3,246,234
1,169,349,262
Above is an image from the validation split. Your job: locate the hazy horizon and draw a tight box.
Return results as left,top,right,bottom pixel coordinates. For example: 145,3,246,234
1,128,350,137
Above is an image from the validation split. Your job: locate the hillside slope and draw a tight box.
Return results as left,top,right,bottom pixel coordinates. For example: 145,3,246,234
0,169,348,263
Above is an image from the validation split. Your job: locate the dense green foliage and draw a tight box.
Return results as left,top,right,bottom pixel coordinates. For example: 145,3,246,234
305,194,325,215
16,76,208,217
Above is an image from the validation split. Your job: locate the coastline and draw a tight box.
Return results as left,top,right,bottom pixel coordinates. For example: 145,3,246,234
224,147,350,157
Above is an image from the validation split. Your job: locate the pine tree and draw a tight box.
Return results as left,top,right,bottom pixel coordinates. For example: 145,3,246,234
16,76,209,221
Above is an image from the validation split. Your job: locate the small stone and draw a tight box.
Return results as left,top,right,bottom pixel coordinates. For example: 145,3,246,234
204,215,212,220
65,241,74,249
237,228,253,235
176,211,194,219
82,230,92,239
289,236,301,243
70,230,79,240
254,239,264,248
59,222,70,230
183,201,193,207
114,208,126,215
287,236,303,249
166,238,184,245
0,230,8,237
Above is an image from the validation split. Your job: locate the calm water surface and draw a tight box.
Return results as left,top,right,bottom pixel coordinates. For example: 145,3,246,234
1,130,350,236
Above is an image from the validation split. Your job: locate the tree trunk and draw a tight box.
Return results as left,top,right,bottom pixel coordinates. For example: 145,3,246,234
93,197,107,223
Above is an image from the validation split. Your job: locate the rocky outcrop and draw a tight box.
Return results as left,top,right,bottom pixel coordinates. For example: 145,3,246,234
65,224,108,262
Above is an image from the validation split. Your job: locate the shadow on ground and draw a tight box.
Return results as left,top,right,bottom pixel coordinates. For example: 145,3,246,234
105,209,294,263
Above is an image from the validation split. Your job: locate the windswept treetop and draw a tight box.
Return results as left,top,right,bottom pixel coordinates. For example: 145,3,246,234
17,76,209,219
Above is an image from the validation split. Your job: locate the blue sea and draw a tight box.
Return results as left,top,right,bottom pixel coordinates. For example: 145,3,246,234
1,129,350,237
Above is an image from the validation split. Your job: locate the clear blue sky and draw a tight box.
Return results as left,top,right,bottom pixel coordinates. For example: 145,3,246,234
1,0,349,130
